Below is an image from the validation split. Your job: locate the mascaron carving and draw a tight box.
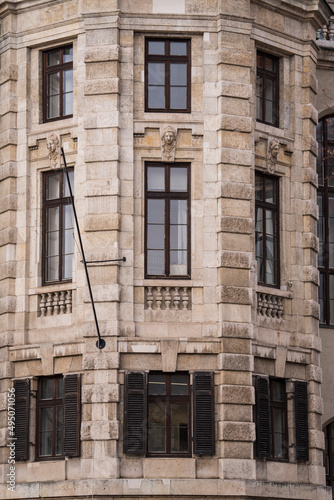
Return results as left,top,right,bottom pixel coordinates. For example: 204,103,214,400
161,126,177,162
268,138,280,173
46,133,60,168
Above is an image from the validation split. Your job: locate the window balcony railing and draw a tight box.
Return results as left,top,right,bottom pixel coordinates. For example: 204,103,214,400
257,291,283,320
39,290,72,316
144,286,191,310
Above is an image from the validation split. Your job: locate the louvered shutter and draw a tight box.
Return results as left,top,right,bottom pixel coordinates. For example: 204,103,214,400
63,374,80,457
14,379,30,461
124,372,147,455
295,381,309,462
255,376,270,459
193,372,215,455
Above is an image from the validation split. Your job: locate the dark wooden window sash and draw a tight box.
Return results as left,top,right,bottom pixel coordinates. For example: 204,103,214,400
36,376,63,461
43,45,73,123
256,51,279,127
318,116,334,326
145,38,191,113
42,169,74,285
147,372,191,457
269,378,288,460
255,172,280,288
145,162,191,279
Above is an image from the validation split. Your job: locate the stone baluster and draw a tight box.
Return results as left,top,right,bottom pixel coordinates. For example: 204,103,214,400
59,291,66,314
329,21,334,41
146,287,153,310
46,292,53,316
277,297,283,319
65,291,72,313
164,287,171,310
53,292,60,315
156,287,162,310
173,287,180,310
40,293,47,316
323,24,328,40
181,287,189,310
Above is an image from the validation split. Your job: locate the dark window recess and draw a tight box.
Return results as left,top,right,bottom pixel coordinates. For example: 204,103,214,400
256,51,279,127
145,163,190,278
35,374,80,460
123,371,215,457
43,45,73,122
14,379,30,461
324,421,334,497
145,38,191,112
317,116,334,326
255,377,288,460
295,381,309,462
42,169,74,285
255,172,280,287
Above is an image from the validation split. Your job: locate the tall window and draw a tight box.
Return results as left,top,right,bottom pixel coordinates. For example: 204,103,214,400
256,51,279,127
35,375,80,460
145,38,191,112
255,377,288,460
145,163,190,278
123,371,215,457
317,116,334,326
255,172,279,287
43,45,73,122
43,169,74,284
324,421,334,497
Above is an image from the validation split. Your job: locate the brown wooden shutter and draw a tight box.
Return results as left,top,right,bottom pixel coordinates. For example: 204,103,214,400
124,371,147,455
255,376,270,459
295,380,309,462
63,374,80,457
14,379,30,461
193,371,215,455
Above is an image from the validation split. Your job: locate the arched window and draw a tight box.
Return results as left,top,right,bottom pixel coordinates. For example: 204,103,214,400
316,116,334,326
324,421,334,497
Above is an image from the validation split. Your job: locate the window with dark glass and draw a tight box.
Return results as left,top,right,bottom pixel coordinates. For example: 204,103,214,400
43,169,74,284
324,421,334,497
43,45,73,122
123,371,215,457
317,116,334,326
255,377,288,460
145,39,190,112
255,172,279,287
36,377,64,459
145,163,190,278
147,373,190,456
256,51,279,127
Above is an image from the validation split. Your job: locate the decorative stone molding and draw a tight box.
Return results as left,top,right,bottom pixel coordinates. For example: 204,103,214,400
145,286,191,310
39,290,72,316
46,133,60,168
268,138,280,173
161,126,177,161
257,291,283,320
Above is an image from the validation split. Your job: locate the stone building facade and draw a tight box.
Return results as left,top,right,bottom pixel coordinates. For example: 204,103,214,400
0,0,333,499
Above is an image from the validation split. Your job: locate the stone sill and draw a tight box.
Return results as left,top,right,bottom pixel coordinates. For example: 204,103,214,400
138,279,199,287
256,285,292,299
29,283,76,296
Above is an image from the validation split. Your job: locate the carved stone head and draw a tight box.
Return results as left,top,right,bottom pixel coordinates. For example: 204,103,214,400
46,133,60,168
268,138,280,173
161,126,177,161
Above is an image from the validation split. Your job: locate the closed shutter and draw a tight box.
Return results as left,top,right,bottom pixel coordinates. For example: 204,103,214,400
193,372,215,455
63,374,80,457
255,376,270,459
14,379,30,461
295,380,309,462
124,372,147,455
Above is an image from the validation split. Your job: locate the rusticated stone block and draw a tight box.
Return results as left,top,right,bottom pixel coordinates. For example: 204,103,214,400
84,79,119,95
219,385,254,404
219,81,251,99
219,353,253,372
220,48,252,67
220,250,252,269
219,422,255,441
221,322,253,338
84,214,120,232
220,115,252,133
220,182,252,200
81,421,119,441
82,352,119,370
84,46,119,63
82,384,119,403
220,286,252,305
219,458,256,480
143,458,196,478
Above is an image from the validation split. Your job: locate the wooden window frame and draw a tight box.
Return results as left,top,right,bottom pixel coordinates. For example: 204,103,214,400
145,38,191,113
43,45,73,123
324,422,334,497
36,376,64,461
255,171,280,287
42,169,74,285
145,162,191,279
256,51,279,127
147,372,191,457
317,116,334,326
269,378,288,461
